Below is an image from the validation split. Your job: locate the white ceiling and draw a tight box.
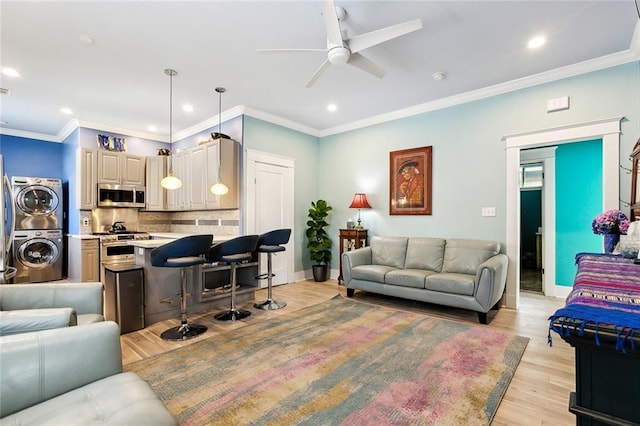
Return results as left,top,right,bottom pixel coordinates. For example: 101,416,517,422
1,1,639,142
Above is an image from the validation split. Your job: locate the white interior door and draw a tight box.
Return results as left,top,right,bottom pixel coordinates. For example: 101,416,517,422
246,149,294,287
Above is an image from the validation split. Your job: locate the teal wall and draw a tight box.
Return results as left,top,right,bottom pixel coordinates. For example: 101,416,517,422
555,140,602,286
242,116,320,272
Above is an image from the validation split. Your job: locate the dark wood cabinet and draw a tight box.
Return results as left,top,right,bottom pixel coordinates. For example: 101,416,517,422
338,229,368,284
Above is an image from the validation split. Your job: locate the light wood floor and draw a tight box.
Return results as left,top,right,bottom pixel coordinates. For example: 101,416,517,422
121,280,575,426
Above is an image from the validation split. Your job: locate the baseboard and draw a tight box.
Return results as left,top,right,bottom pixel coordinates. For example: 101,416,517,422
554,284,572,299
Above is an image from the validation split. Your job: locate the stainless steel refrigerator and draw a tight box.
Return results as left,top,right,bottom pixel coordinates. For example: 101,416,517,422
0,155,16,283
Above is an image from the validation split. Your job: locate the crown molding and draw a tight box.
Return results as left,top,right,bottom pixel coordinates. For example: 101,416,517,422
2,28,638,144
319,47,640,137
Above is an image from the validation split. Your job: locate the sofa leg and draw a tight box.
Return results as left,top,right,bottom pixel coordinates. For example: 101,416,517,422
491,301,501,311
346,288,355,297
477,312,488,324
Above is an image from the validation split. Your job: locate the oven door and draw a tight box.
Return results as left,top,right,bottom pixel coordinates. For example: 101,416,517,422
100,242,136,283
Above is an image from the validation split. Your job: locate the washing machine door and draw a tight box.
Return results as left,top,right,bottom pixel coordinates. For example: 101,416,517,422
16,185,59,216
17,238,60,269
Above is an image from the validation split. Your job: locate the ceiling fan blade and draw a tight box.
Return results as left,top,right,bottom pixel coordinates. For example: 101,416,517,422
321,0,344,47
348,19,422,54
256,48,326,53
347,53,385,79
305,59,332,88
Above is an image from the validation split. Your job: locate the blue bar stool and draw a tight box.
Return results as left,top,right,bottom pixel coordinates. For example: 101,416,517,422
254,228,291,310
207,234,259,321
150,234,213,341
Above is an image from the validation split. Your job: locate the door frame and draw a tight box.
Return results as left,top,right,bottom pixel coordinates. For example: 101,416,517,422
244,148,295,285
504,117,623,309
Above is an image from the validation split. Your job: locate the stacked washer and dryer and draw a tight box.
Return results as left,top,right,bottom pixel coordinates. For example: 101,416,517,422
11,176,63,283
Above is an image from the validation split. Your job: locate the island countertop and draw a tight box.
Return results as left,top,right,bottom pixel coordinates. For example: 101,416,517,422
129,234,237,249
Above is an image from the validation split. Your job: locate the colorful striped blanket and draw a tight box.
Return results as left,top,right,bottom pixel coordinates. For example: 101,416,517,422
548,253,640,352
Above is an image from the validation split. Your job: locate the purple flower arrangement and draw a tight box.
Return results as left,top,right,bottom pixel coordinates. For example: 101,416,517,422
591,209,630,235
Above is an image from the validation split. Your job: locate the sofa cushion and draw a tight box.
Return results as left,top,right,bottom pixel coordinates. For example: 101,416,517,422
442,239,500,275
351,265,396,283
404,238,445,272
425,272,476,296
0,372,178,425
370,236,408,268
386,269,436,289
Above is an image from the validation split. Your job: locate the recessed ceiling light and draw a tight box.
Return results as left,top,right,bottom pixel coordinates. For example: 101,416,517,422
2,67,20,78
60,107,73,115
327,103,337,112
528,36,546,49
79,34,95,45
182,104,194,113
433,71,446,81
148,125,157,132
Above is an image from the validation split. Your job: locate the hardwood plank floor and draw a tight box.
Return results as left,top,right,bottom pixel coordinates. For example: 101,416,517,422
120,280,575,425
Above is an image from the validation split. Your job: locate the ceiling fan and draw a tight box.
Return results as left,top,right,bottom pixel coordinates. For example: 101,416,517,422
257,0,422,88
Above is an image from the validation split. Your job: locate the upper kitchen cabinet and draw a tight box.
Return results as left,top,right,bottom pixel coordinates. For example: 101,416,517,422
97,150,146,186
77,147,97,210
206,138,240,209
145,156,166,211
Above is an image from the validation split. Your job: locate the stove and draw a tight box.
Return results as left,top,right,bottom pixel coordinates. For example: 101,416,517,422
93,231,151,243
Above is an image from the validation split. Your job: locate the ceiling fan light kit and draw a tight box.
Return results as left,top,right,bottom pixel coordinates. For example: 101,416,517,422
258,0,422,87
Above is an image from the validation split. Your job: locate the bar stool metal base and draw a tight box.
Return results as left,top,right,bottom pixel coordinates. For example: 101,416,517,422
254,298,287,310
160,322,207,341
214,308,251,321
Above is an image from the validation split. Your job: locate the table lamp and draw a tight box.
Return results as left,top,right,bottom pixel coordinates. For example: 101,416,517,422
349,193,372,230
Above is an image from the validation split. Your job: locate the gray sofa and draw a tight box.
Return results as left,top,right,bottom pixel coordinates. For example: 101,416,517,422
0,282,104,336
0,321,177,425
342,236,508,323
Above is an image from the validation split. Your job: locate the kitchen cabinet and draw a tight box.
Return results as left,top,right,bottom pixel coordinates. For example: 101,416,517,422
77,147,97,209
67,237,100,282
97,150,146,186
145,156,166,210
157,139,239,211
206,138,240,209
189,145,207,210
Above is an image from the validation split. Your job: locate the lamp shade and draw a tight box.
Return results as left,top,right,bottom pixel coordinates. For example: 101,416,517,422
349,193,372,209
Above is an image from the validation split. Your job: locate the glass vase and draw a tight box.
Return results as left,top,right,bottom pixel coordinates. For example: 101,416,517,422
604,233,620,254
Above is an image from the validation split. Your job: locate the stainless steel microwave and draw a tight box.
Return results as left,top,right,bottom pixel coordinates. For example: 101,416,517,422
97,184,145,208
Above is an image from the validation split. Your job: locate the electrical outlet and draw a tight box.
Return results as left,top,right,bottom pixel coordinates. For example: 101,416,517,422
82,218,90,226
481,207,496,217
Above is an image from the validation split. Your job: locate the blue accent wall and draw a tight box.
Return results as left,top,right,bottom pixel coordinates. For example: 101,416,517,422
556,139,602,286
0,135,63,180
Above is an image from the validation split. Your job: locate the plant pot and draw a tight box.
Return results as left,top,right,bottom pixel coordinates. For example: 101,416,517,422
312,265,329,282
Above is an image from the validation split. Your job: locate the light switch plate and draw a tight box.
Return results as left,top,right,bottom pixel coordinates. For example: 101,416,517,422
481,207,496,217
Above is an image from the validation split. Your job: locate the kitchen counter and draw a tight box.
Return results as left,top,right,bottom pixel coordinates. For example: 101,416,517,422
131,234,257,326
66,234,100,240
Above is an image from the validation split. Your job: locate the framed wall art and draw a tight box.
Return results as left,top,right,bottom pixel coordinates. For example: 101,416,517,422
389,146,432,215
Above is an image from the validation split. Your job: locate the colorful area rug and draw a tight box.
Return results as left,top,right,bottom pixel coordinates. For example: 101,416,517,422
127,295,528,425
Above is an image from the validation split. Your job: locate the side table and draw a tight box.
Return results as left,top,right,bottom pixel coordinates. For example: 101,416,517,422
338,228,368,285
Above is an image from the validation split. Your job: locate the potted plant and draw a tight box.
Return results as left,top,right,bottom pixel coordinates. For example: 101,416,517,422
306,199,333,282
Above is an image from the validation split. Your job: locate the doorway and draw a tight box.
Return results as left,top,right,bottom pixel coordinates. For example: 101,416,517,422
519,162,543,294
245,149,295,287
504,117,622,309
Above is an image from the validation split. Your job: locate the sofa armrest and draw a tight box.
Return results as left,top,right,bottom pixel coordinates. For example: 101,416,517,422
0,308,77,336
342,247,372,285
474,254,508,311
0,282,103,316
0,321,122,418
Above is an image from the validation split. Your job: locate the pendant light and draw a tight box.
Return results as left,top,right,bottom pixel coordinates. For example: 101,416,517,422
210,86,229,195
160,68,182,190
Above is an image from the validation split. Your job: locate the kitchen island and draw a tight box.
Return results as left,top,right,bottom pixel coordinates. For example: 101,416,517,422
129,237,258,326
